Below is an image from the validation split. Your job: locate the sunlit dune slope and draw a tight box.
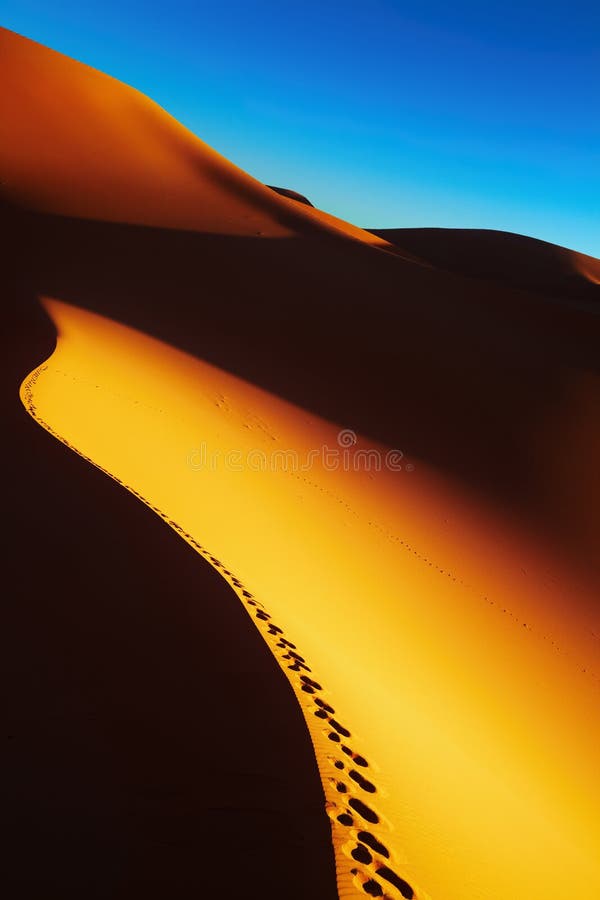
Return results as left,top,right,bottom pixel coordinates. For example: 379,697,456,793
21,298,600,900
0,27,290,234
369,227,600,304
4,23,600,900
0,25,398,257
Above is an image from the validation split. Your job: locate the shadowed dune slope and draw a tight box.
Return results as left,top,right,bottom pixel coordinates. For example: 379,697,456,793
1,255,337,900
369,227,600,305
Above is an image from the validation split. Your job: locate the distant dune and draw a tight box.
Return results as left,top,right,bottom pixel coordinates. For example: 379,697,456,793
2,25,600,900
368,226,600,305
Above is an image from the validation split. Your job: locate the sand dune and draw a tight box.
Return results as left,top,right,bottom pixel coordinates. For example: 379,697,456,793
19,297,600,899
0,25,399,256
369,226,600,305
3,25,600,900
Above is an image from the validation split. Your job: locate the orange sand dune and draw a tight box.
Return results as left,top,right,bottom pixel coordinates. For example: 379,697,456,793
0,25,399,258
3,25,600,900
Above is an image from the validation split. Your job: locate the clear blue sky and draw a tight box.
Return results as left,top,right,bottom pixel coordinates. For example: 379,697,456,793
4,0,600,256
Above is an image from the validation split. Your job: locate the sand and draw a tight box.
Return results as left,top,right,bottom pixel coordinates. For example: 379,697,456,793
2,25,600,900
368,226,600,304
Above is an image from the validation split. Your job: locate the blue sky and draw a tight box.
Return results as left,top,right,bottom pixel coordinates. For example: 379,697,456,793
3,0,600,256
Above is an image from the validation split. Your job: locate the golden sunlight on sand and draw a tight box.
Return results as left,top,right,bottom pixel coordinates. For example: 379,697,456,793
21,298,600,900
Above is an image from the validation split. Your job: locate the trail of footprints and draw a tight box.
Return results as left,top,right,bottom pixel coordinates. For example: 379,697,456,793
167,542,418,898
158,531,417,898
23,367,419,898
21,365,597,898
188,563,418,899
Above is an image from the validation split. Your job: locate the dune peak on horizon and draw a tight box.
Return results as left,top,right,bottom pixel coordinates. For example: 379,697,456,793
0,26,403,256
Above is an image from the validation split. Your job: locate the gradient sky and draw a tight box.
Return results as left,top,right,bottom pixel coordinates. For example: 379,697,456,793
3,0,600,256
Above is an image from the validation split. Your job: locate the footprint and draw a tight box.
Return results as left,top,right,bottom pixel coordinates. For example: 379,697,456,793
376,866,414,899
357,832,389,859
348,798,379,824
277,638,297,649
337,812,354,826
342,745,368,766
329,719,351,737
288,660,311,672
351,843,373,865
361,877,384,897
300,675,322,690
349,769,376,793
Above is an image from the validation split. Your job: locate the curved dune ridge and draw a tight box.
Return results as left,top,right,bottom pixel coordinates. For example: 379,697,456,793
20,298,600,900
3,24,600,900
